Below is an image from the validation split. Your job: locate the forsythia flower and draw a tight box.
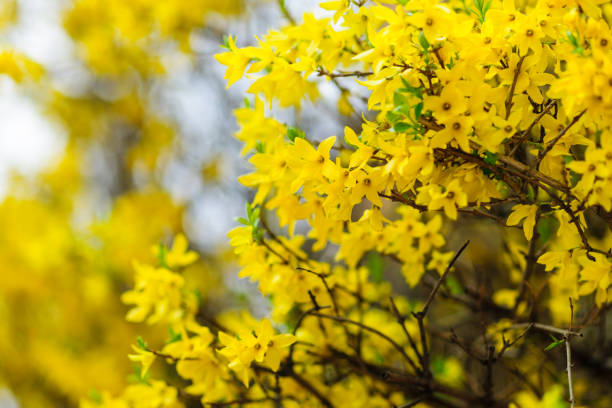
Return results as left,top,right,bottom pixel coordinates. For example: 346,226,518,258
507,204,539,241
121,262,186,324
218,319,296,387
158,233,199,269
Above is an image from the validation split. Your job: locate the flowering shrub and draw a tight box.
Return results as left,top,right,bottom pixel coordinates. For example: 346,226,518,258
83,0,612,407
6,0,612,407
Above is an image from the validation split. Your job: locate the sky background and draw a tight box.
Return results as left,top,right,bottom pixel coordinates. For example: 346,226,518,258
0,0,329,196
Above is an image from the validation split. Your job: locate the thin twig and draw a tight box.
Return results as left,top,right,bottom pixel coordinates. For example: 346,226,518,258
278,0,296,24
566,298,575,408
317,67,373,79
411,241,470,379
309,312,420,373
508,100,557,157
505,55,527,120
419,240,471,317
508,323,582,337
390,296,424,369
496,323,533,360
513,209,541,313
204,398,271,407
533,109,586,170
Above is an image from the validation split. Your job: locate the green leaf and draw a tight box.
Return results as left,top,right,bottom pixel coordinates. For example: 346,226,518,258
562,155,574,164
221,35,231,50
537,216,557,245
193,288,202,308
287,126,305,142
431,356,446,376
544,334,564,351
399,77,423,99
255,140,265,153
167,327,183,344
418,31,430,51
386,110,402,125
526,184,536,201
544,340,564,351
446,275,464,295
394,122,413,132
88,390,103,404
414,102,424,119
483,0,493,14
374,350,385,364
157,243,168,268
367,252,384,283
484,151,498,166
137,336,148,350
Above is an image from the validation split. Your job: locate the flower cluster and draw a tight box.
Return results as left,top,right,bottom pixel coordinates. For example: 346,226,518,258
80,0,612,407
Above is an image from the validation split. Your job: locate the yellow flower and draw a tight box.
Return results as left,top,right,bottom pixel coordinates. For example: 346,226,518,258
214,36,251,88
319,0,350,23
430,115,473,152
507,204,538,241
427,180,468,220
164,233,199,269
121,262,186,324
427,250,454,276
128,344,156,378
344,126,375,169
409,4,452,42
577,253,612,307
218,319,295,387
424,85,467,122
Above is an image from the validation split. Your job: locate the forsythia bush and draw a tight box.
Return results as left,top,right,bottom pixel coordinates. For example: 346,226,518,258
80,0,612,407
3,0,612,407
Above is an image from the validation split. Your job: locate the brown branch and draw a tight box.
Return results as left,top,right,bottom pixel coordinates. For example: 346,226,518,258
411,241,470,379
533,109,587,169
566,298,576,408
513,209,541,313
328,347,505,407
418,240,471,317
505,54,527,120
287,371,334,408
317,67,373,79
308,312,421,373
390,296,424,370
204,398,272,407
508,100,557,157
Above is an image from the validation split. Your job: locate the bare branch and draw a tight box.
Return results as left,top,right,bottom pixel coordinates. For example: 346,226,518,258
533,109,586,169
419,240,471,317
